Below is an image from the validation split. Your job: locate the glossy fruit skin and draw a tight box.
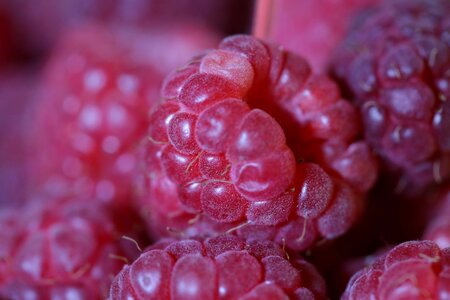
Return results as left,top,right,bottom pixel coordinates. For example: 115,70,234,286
342,240,450,300
0,199,131,299
138,34,378,251
109,235,327,300
31,24,218,206
331,0,450,195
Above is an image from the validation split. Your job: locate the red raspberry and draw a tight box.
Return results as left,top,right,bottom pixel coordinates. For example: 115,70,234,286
342,240,450,300
0,200,134,299
138,35,378,251
331,0,450,195
109,235,327,299
424,188,450,249
31,24,217,205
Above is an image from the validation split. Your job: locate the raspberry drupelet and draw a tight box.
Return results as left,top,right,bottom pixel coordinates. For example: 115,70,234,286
138,34,378,251
0,200,135,299
331,0,450,195
342,240,450,300
109,235,327,300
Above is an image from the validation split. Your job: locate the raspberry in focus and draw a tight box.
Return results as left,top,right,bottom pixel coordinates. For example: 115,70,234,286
138,34,378,251
109,235,327,299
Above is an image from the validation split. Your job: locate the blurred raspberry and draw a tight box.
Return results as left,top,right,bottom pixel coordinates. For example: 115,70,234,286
30,23,218,206
0,199,142,299
331,0,450,195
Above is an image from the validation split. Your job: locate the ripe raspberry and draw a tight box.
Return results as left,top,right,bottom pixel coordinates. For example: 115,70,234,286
0,199,138,299
342,240,450,300
109,235,327,299
424,188,450,249
31,24,217,205
331,0,450,195
139,35,378,251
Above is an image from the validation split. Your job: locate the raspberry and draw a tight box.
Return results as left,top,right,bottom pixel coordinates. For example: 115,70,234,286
109,235,327,299
138,35,378,251
331,0,450,195
31,24,217,205
342,240,450,300
0,200,134,299
424,188,450,249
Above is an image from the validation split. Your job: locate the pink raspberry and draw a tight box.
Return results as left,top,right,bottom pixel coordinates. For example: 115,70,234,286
138,35,378,251
342,240,450,300
331,0,450,195
31,24,217,205
0,199,137,299
109,235,327,299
